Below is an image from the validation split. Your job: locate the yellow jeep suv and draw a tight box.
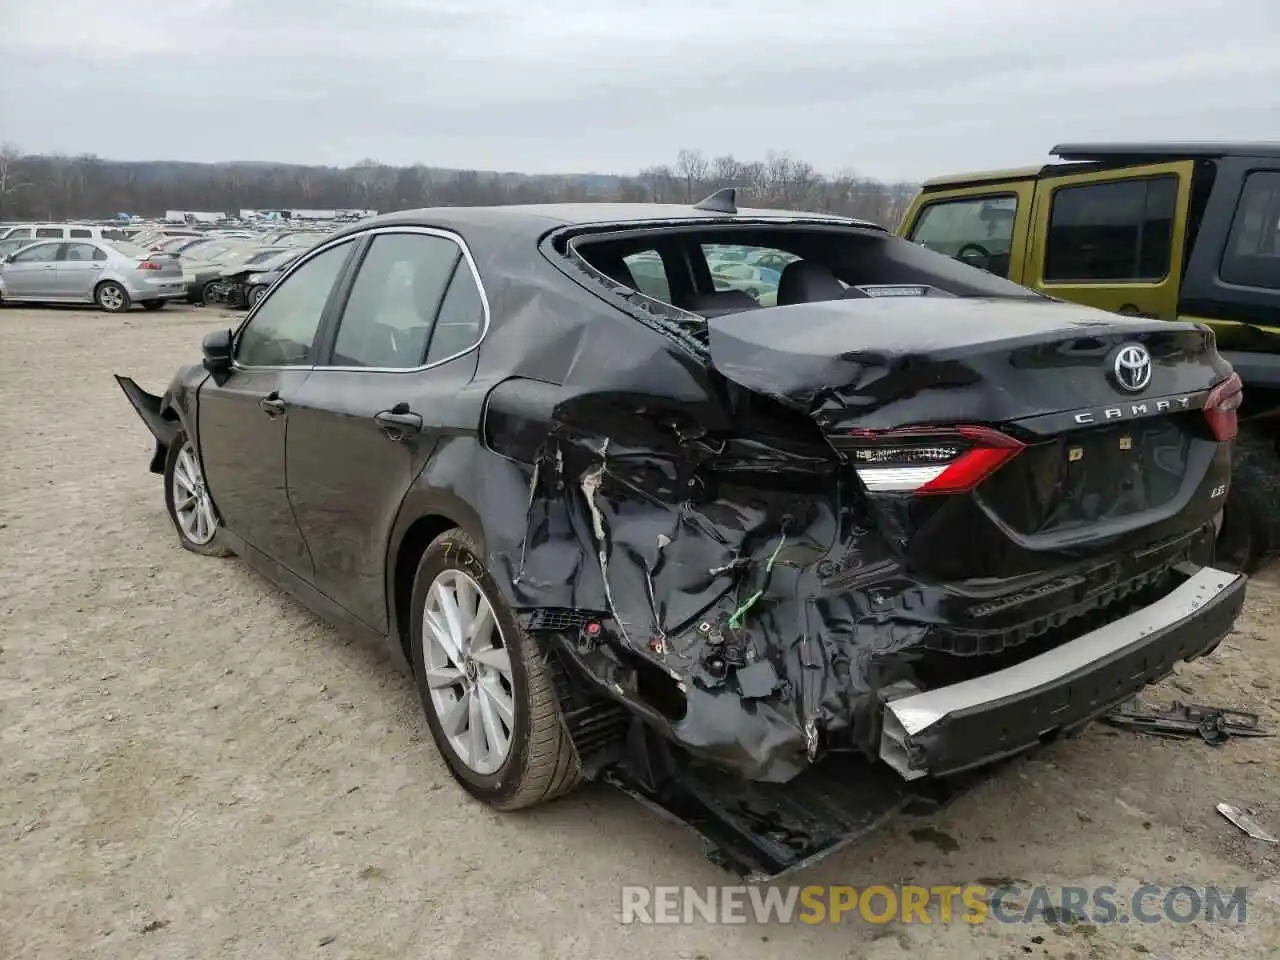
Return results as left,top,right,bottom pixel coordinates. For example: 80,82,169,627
898,143,1280,571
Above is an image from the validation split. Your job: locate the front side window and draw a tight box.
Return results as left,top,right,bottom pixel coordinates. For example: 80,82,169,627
331,232,465,369
12,242,61,263
1044,177,1177,282
909,195,1018,277
235,240,354,366
6,227,32,239
1221,171,1280,290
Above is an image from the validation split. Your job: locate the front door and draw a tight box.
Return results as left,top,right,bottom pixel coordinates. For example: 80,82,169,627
197,237,359,576
900,182,1036,283
285,227,488,630
3,241,63,298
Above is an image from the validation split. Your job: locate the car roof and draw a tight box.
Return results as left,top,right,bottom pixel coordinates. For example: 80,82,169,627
327,202,882,244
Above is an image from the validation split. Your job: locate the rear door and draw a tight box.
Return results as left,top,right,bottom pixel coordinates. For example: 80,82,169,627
285,226,486,630
197,237,360,576
57,241,108,300
3,241,63,297
1023,160,1196,319
900,181,1036,282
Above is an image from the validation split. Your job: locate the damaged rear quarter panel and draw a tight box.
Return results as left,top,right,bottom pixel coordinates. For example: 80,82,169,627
402,223,922,784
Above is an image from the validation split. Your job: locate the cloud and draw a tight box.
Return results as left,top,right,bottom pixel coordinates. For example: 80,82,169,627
1,0,1276,179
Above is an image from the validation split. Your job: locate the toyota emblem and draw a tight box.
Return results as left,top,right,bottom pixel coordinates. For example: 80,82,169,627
1113,344,1152,393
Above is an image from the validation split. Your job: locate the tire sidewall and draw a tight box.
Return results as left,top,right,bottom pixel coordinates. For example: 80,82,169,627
96,281,130,313
409,531,535,800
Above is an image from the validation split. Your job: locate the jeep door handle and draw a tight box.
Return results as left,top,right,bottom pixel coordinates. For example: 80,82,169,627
374,408,423,438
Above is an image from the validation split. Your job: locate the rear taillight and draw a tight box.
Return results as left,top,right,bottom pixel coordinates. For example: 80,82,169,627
1204,372,1243,443
137,260,163,271
843,425,1025,494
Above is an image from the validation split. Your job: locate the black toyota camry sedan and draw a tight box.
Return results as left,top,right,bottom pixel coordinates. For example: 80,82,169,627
118,192,1247,878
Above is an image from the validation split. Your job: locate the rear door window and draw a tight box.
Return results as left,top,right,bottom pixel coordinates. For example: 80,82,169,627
69,228,92,238
1044,177,1177,282
908,195,1018,277
35,227,64,239
63,243,106,261
330,232,463,369
1220,171,1280,290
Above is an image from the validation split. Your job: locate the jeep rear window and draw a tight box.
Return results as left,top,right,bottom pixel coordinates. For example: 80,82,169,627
1220,171,1280,290
1044,177,1177,283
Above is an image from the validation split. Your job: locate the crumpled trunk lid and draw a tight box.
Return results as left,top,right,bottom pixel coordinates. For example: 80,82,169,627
707,297,1234,580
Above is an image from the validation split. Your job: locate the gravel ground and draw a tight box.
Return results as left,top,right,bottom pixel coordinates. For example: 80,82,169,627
2,304,1279,960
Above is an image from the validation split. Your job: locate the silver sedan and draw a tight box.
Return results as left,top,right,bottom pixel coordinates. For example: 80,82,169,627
0,238,187,312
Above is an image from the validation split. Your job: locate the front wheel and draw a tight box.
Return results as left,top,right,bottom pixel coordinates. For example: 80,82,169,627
95,281,131,313
247,285,268,308
410,528,581,810
163,434,232,557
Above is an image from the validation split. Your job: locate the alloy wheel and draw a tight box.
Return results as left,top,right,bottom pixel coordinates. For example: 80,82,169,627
421,569,516,775
170,443,218,545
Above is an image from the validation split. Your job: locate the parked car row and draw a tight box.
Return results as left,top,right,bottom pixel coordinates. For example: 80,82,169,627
0,218,344,312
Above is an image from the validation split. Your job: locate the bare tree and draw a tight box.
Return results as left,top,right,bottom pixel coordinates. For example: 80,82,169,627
675,148,709,202
0,142,30,219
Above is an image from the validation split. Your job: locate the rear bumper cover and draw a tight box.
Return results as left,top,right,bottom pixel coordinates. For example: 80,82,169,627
880,564,1245,780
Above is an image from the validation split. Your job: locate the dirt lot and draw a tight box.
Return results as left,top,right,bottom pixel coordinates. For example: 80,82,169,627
1,304,1279,959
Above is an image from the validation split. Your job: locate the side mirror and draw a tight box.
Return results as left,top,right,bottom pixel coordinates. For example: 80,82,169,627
202,328,233,379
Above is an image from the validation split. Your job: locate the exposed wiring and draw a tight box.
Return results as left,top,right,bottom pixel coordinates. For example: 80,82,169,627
726,534,786,629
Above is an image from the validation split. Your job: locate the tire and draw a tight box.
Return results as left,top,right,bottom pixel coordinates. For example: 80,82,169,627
409,528,580,810
1216,425,1280,573
201,283,221,307
142,300,166,311
163,433,233,558
247,285,268,308
95,280,131,313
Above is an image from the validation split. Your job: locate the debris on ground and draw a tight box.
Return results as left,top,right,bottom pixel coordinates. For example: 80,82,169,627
1217,802,1279,843
1102,699,1270,745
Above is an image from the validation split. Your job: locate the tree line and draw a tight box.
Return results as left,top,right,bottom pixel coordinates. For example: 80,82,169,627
0,144,918,227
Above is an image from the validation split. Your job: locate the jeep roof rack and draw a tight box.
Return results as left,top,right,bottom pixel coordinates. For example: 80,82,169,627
1052,142,1280,162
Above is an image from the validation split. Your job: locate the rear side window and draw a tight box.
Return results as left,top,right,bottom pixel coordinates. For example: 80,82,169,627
1221,171,1280,290
622,250,671,301
331,232,462,369
36,228,64,239
1044,177,1177,282
909,195,1018,277
70,228,92,238
701,243,799,305
63,243,106,262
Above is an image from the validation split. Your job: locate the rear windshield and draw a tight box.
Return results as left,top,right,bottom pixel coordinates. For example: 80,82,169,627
106,240,147,257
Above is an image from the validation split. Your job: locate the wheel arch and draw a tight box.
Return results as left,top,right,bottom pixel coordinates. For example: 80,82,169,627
386,492,488,657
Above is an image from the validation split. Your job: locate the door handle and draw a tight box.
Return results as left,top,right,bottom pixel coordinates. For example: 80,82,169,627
374,403,423,439
259,392,286,417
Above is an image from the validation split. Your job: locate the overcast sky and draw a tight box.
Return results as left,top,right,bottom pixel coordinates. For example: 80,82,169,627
2,0,1277,181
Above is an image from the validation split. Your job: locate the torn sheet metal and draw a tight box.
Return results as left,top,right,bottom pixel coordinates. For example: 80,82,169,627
1217,803,1279,843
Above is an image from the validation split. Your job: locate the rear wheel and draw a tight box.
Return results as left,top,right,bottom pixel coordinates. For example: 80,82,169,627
409,528,581,810
141,300,166,311
1216,426,1280,573
163,434,232,557
95,281,130,313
